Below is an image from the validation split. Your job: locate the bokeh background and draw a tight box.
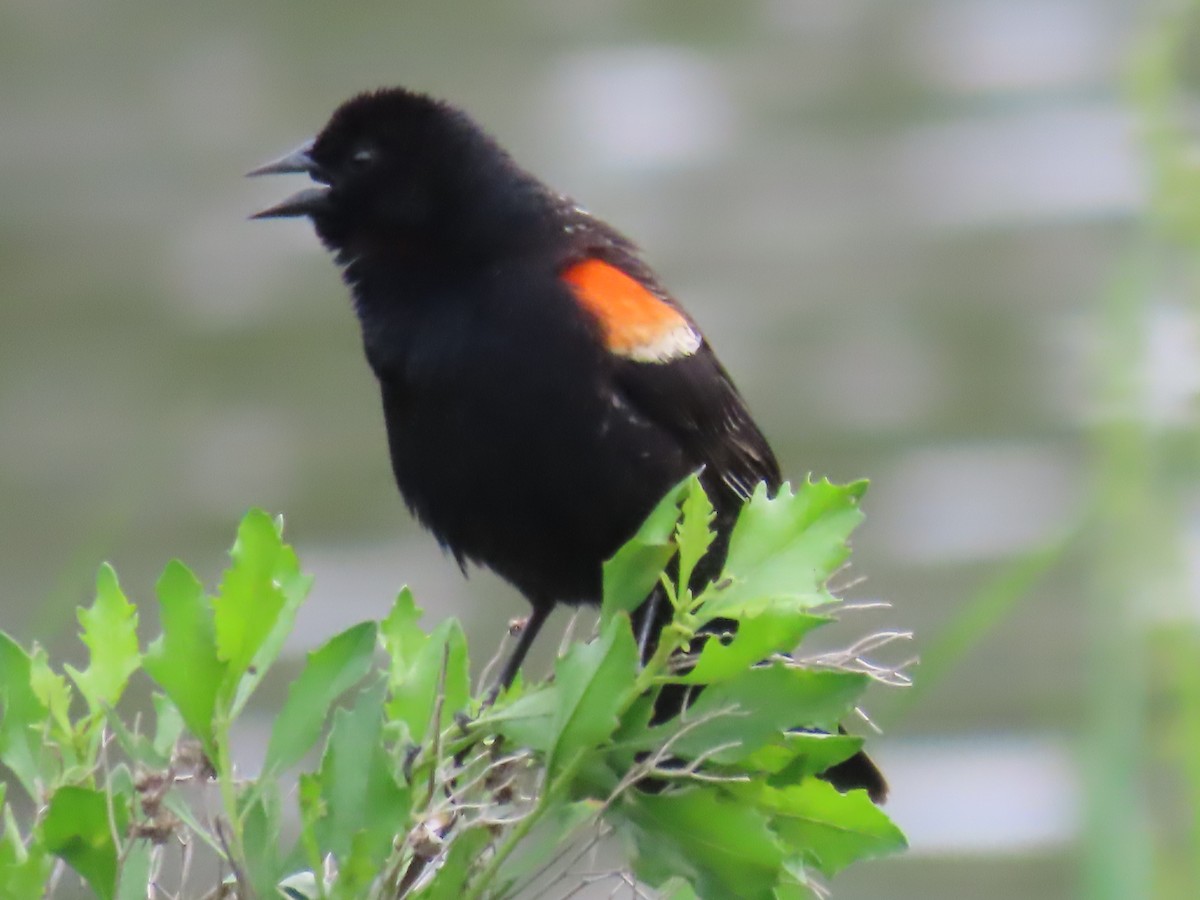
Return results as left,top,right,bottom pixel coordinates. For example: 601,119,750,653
3,1,1197,897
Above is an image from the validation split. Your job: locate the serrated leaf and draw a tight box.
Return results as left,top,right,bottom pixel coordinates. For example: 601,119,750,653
487,619,643,777
612,689,658,746
624,787,785,900
65,564,140,713
737,779,906,876
675,476,716,592
214,510,313,717
0,634,47,800
29,644,73,739
317,682,410,867
151,693,185,761
547,614,639,776
747,731,865,784
143,559,224,754
386,616,469,745
243,782,284,897
41,785,129,900
677,608,829,685
213,511,288,674
601,475,694,622
638,665,868,765
700,479,866,621
488,684,560,753
0,795,51,899
265,622,378,774
380,587,426,668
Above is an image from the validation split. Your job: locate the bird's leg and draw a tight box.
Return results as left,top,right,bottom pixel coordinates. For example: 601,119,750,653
490,603,552,698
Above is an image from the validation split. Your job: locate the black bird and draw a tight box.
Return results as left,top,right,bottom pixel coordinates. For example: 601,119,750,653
250,87,886,802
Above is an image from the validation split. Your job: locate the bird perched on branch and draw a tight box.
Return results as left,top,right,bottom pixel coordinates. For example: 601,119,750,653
250,87,885,802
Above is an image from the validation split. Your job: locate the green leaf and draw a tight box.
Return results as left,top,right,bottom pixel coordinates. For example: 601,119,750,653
773,867,822,900
115,839,153,900
151,693,185,761
106,691,184,771
737,779,906,876
677,608,829,685
700,479,866,621
143,559,224,754
413,826,491,899
379,587,426,667
675,476,716,592
385,613,470,745
0,633,47,800
624,787,785,900
265,621,378,774
104,708,159,772
601,475,693,622
295,771,326,878
330,830,378,899
65,564,140,713
0,794,51,898
656,877,700,900
213,510,313,716
641,665,868,764
243,782,284,898
41,785,129,900
546,614,639,777
317,682,410,867
748,731,866,784
29,644,73,739
488,684,560,753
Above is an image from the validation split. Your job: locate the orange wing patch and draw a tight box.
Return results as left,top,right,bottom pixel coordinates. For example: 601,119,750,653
562,259,700,363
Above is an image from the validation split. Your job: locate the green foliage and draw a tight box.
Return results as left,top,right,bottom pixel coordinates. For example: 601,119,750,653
0,478,904,898
40,786,126,900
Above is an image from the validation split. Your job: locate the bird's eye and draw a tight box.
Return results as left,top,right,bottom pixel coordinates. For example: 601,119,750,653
348,146,376,171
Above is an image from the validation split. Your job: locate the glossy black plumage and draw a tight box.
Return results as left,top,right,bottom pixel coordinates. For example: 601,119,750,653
251,87,886,803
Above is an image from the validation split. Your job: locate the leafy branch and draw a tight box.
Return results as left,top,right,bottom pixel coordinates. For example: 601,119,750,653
0,476,906,899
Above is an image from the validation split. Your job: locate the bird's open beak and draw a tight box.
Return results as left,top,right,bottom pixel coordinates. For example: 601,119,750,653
247,140,330,219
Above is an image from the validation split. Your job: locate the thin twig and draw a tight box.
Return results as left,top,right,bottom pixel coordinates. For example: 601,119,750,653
425,643,452,807
557,609,583,658
476,629,512,697
834,599,893,614
516,824,611,900
603,705,747,804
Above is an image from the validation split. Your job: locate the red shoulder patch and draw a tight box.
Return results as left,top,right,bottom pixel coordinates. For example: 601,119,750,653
561,259,700,363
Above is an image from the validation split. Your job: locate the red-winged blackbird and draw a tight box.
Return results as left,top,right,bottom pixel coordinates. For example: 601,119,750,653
250,87,886,802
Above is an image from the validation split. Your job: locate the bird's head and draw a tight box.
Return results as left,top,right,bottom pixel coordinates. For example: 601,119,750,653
250,88,543,260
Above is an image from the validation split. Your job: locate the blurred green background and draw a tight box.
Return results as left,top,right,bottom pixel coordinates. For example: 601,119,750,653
2,0,1197,897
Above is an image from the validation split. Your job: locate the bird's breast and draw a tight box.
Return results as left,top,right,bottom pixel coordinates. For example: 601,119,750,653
355,267,691,602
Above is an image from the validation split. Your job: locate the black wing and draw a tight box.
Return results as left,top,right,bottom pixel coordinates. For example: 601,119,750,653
610,343,781,510
582,236,782,507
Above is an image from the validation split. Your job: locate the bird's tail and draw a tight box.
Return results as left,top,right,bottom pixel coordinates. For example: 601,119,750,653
634,592,889,803
823,735,888,804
